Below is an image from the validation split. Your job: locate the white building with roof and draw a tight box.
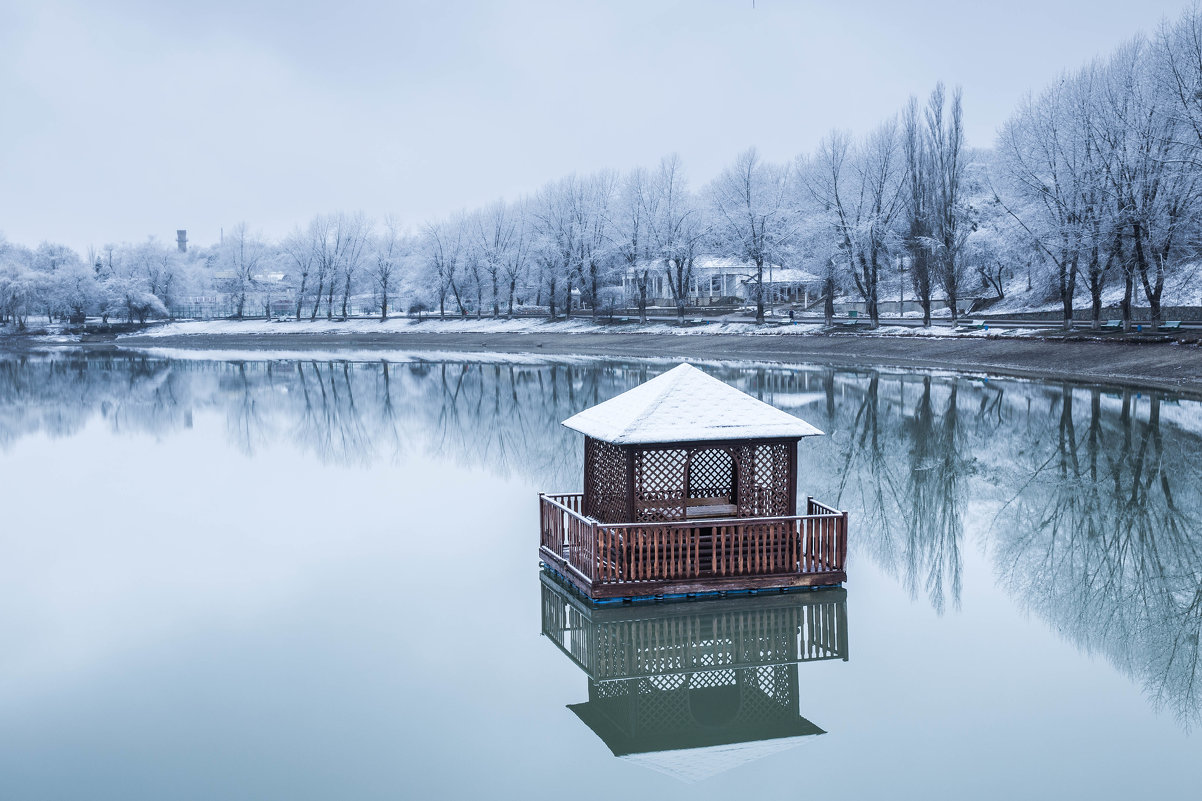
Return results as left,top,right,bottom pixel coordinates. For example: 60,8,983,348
620,256,822,308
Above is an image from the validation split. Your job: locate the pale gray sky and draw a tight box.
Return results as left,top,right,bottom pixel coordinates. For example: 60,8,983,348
0,0,1191,253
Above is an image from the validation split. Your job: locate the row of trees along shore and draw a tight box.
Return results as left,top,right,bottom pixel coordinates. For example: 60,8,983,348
4,7,1202,332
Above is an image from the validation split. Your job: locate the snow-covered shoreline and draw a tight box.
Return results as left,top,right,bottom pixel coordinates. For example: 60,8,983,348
124,316,1039,340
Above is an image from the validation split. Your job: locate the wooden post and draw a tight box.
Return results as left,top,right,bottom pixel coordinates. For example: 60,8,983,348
625,446,636,523
839,510,849,569
788,440,798,515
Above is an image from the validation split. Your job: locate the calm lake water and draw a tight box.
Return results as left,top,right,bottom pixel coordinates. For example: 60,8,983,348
1,350,1200,799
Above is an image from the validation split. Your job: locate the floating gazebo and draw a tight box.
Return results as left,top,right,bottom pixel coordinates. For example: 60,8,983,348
538,364,848,601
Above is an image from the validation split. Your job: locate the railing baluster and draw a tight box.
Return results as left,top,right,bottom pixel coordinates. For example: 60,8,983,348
540,491,846,589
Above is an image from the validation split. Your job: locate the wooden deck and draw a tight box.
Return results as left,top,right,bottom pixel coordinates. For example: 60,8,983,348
539,492,847,601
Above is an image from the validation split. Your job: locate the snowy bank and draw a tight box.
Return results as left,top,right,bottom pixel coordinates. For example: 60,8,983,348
126,316,1044,340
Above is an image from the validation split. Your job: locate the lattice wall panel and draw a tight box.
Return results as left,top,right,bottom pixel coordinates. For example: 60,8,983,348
583,437,631,523
736,442,792,517
635,449,688,522
686,448,736,500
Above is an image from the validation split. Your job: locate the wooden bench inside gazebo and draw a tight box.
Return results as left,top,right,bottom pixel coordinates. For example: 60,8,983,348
539,364,848,601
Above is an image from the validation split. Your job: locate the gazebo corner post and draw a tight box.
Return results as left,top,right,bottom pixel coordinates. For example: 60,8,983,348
839,510,849,569
624,445,636,524
787,438,799,516
582,436,594,519
537,492,555,556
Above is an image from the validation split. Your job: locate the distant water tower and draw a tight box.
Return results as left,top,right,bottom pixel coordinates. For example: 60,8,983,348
177,229,188,253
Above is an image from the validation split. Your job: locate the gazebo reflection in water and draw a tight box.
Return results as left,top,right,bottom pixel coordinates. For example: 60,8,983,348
540,572,849,782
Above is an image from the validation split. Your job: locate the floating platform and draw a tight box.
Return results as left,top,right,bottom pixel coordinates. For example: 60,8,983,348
539,492,847,602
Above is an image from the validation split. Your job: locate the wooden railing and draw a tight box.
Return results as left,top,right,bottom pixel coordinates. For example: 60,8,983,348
539,492,848,592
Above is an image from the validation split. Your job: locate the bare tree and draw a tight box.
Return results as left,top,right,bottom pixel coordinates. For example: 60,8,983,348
371,218,403,320
475,201,517,318
532,176,579,320
925,84,971,326
649,155,705,322
903,97,935,326
801,121,904,327
334,212,370,318
614,166,654,323
709,148,793,323
1104,38,1201,331
574,171,617,319
281,227,315,320
500,200,528,317
220,223,267,319
422,216,466,319
307,215,335,321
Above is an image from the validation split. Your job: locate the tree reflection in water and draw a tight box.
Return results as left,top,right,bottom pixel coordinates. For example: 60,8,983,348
1,351,1200,725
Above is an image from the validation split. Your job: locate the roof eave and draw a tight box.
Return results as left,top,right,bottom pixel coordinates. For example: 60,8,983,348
562,422,825,446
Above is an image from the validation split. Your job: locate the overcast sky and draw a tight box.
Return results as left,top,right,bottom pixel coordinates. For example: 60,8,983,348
0,0,1192,254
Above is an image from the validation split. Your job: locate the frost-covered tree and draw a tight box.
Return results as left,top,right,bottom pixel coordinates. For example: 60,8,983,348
473,200,527,318
902,97,936,325
281,227,315,321
101,275,168,323
649,155,705,322
925,84,972,325
1103,38,1201,330
370,218,404,320
532,176,580,319
998,67,1097,327
574,171,618,319
709,148,792,323
422,215,467,318
0,253,38,328
217,223,268,319
333,212,370,318
800,120,904,327
613,166,654,322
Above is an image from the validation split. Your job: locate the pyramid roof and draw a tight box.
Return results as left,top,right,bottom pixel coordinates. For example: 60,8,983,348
561,364,823,445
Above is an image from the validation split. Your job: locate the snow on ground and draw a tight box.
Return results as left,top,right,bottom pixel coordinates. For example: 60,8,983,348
129,347,603,365
133,317,825,337
868,324,1032,338
128,316,1045,339
980,265,1202,316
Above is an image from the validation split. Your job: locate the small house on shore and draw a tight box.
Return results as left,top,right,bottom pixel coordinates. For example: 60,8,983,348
538,364,848,602
620,256,823,308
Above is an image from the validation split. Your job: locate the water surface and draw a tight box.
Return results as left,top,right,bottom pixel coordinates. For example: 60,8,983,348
0,351,1199,799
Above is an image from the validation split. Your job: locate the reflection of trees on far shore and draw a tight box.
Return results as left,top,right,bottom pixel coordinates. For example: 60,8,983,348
2,351,1201,725
785,369,1202,726
804,372,970,613
995,387,1202,726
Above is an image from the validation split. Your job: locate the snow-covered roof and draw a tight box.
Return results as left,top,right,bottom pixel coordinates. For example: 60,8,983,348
759,267,821,285
629,255,769,274
624,257,821,285
561,363,823,445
